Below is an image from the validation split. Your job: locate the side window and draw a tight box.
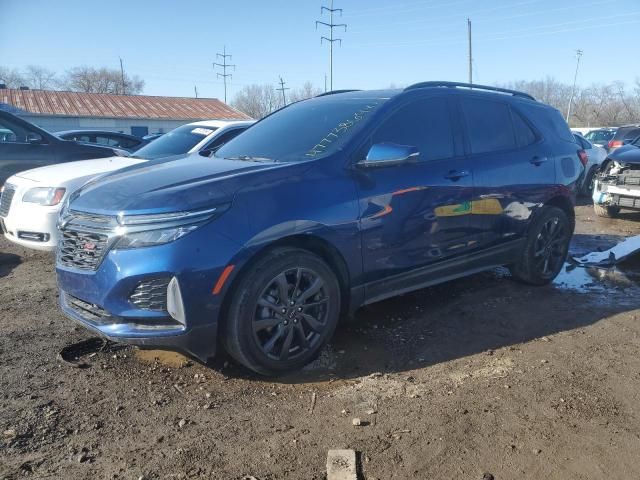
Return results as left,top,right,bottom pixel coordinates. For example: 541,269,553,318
461,97,516,154
95,136,120,147
512,110,537,147
371,97,454,161
0,118,27,143
624,128,640,141
204,128,245,151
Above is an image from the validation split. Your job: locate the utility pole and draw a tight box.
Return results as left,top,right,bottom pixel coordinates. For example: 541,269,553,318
213,46,236,103
119,57,126,95
276,76,290,107
566,49,583,124
316,0,346,92
467,19,473,85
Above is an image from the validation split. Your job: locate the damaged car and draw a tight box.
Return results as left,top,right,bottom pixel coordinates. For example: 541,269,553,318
593,135,640,217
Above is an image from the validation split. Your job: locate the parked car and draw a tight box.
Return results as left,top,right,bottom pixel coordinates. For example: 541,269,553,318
0,120,253,251
592,134,640,217
0,110,125,186
142,133,164,142
602,125,640,153
56,82,582,375
584,128,615,148
56,130,148,153
573,133,607,195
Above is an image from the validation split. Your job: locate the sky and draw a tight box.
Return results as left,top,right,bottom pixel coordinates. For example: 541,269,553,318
1,0,638,100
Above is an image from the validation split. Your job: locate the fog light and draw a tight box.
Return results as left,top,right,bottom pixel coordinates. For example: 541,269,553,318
166,277,186,326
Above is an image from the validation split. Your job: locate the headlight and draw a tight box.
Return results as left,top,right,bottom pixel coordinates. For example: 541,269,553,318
22,187,66,206
112,205,228,250
115,225,199,249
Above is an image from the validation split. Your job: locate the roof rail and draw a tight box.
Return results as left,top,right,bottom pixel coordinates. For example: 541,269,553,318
404,81,535,101
315,89,361,97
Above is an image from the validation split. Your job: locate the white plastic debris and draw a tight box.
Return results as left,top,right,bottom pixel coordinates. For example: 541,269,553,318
575,234,640,266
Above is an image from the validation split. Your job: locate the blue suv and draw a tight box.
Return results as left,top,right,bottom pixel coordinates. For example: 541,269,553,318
56,82,583,375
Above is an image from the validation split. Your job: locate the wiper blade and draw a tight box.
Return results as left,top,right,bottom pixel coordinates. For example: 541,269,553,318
225,155,273,162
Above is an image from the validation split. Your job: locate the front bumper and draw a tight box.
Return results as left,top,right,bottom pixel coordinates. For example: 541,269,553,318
56,225,243,362
59,291,218,361
593,180,640,210
2,203,61,251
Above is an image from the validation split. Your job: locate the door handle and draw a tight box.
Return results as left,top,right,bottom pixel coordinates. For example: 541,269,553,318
530,156,548,166
444,170,469,181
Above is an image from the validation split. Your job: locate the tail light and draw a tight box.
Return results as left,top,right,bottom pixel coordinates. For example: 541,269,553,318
577,149,588,167
608,140,623,149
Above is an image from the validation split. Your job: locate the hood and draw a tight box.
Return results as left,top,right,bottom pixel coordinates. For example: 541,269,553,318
608,145,640,166
15,156,144,185
69,153,292,215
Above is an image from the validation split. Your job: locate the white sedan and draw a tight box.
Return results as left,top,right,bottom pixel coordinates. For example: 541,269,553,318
0,119,253,251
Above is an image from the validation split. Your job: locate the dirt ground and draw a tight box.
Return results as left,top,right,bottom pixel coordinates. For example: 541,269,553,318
2,202,640,480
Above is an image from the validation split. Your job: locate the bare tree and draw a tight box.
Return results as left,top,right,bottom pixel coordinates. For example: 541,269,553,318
232,84,280,119
289,82,323,103
23,65,57,90
500,78,640,127
0,66,26,88
61,66,144,94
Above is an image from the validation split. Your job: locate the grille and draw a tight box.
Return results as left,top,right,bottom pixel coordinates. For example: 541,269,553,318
129,278,170,311
616,195,640,209
58,230,109,270
65,294,111,322
0,185,15,217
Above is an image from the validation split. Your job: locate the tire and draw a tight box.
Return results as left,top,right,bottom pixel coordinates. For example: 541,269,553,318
509,206,572,286
223,247,341,376
580,166,597,197
594,203,619,218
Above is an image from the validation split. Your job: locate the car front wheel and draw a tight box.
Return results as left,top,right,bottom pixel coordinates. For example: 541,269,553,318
223,247,341,375
509,206,572,285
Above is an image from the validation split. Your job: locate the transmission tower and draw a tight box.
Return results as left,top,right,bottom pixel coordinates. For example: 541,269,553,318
213,46,236,103
316,0,346,92
277,76,290,107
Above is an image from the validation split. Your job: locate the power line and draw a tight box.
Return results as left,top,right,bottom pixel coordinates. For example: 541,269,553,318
213,45,236,103
277,76,290,107
316,0,346,92
566,49,583,123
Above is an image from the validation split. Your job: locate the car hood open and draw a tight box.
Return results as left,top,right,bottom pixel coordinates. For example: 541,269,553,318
69,153,290,215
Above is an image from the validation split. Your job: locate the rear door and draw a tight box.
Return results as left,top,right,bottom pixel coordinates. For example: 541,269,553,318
0,116,58,185
460,96,555,249
356,94,474,286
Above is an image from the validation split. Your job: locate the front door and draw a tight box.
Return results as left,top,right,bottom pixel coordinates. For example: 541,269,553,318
355,94,474,288
0,116,57,185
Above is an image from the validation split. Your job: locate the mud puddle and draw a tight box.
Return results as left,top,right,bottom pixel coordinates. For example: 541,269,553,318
554,256,640,294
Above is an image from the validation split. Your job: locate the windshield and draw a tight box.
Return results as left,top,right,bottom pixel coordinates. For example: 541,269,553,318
214,96,387,162
585,130,614,144
132,124,217,160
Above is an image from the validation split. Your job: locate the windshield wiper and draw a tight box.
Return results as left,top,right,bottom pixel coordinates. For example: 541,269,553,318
224,155,274,163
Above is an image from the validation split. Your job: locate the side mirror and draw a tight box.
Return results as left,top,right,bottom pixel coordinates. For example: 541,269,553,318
199,148,215,158
358,143,419,168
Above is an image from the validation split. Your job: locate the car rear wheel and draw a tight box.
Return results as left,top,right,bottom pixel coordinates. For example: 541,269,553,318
593,203,620,218
580,166,598,197
223,247,341,375
509,206,572,285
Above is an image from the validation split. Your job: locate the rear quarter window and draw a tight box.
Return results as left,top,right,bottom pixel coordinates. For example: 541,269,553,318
546,109,575,143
